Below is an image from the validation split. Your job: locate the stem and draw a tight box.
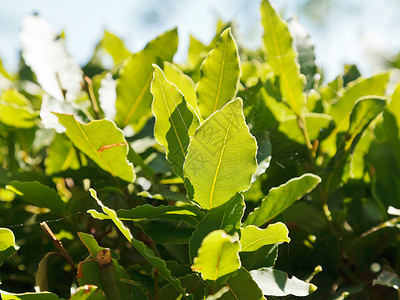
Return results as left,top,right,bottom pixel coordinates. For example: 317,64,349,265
40,221,77,273
84,75,101,119
95,249,123,300
359,216,400,239
154,268,159,300
297,115,313,150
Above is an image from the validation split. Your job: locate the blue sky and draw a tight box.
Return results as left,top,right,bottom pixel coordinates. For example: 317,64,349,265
1,0,399,81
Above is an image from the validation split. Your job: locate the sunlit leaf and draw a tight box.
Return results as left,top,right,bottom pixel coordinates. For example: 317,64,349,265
196,28,241,119
0,228,18,266
6,181,64,213
240,223,290,252
94,30,131,65
250,268,316,296
115,28,178,130
56,114,135,182
164,61,200,117
215,268,265,300
44,133,87,175
88,189,185,296
98,73,117,120
0,291,60,300
279,113,332,144
184,98,257,209
151,64,200,178
244,174,321,227
191,230,241,281
20,15,82,101
189,194,244,261
289,17,319,92
0,89,37,128
261,0,305,116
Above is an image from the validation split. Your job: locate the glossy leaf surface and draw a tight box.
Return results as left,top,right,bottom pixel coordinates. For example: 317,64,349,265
184,98,257,209
261,0,305,116
250,268,316,296
191,230,241,281
240,223,290,252
88,189,185,296
151,64,200,178
0,228,17,266
196,28,240,119
115,28,178,130
244,174,321,227
189,194,244,261
6,181,64,213
56,114,134,182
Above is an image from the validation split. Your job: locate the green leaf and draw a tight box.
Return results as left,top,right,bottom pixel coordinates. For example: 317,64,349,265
56,114,135,182
20,15,82,101
95,30,131,65
0,291,61,300
196,28,241,119
244,174,321,227
330,72,390,130
240,223,290,252
240,245,279,270
115,28,178,130
6,181,64,213
187,35,208,68
44,133,87,175
88,189,186,296
278,113,332,144
89,203,204,224
183,98,257,209
0,228,18,266
215,268,264,300
77,232,131,299
250,268,316,297
151,64,200,178
189,194,244,261
89,203,204,244
159,274,207,300
345,97,387,151
34,252,56,292
261,0,305,116
191,230,241,281
77,259,131,300
0,89,37,128
78,232,105,259
289,18,319,92
164,62,200,117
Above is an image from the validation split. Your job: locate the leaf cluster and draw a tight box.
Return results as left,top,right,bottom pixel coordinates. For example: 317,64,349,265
1,1,400,299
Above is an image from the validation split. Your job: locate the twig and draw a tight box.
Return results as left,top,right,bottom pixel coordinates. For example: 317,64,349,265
83,75,101,119
40,221,77,274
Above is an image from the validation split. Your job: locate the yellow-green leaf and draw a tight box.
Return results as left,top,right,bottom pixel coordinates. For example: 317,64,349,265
115,28,178,130
261,0,306,116
244,173,321,227
88,189,185,296
191,230,241,281
183,98,257,209
164,61,200,117
56,114,134,182
196,28,241,119
151,64,200,178
240,223,290,252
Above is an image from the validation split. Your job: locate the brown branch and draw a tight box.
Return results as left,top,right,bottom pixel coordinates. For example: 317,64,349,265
40,221,77,274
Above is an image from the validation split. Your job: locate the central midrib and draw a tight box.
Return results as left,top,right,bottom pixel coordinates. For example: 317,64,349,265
209,104,237,208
